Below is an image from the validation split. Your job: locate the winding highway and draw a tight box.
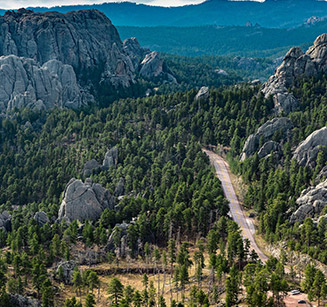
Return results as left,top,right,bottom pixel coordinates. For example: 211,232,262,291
203,149,268,263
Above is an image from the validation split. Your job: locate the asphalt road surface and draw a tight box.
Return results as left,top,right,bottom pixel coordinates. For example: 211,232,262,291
203,149,268,263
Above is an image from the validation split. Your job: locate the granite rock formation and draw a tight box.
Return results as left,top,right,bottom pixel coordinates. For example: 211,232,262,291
290,179,327,224
0,9,134,85
195,86,209,101
103,147,119,170
33,211,49,226
9,294,41,307
262,33,327,113
0,55,91,111
0,211,11,232
293,127,327,168
257,140,282,159
58,178,115,223
123,37,148,71
0,9,175,111
240,117,293,161
83,159,100,177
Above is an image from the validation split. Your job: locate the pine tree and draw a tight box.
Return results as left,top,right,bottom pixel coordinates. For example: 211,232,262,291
107,277,124,305
85,293,96,307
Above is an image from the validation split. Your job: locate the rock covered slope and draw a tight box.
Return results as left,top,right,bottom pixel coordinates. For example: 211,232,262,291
262,33,327,114
0,9,174,112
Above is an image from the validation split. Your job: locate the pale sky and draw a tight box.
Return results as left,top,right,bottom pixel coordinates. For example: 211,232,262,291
0,0,209,9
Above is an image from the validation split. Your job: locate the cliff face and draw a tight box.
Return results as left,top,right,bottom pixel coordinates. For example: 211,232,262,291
0,8,138,112
0,9,134,86
0,55,92,111
0,9,175,112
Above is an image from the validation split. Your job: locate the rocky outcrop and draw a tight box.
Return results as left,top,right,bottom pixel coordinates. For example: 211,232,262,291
240,117,293,161
83,159,100,177
290,179,327,224
215,69,228,76
139,51,176,82
82,147,119,176
77,249,106,265
0,8,137,111
9,294,41,307
305,16,324,26
123,37,148,71
307,34,327,73
0,9,134,85
195,86,209,101
0,55,91,111
0,9,176,111
58,178,115,223
0,211,11,232
103,147,119,170
33,211,49,226
139,51,164,78
257,141,281,159
262,33,327,114
105,220,138,257
55,261,76,285
123,38,175,83
316,165,327,184
106,221,131,251
293,127,327,168
115,178,125,196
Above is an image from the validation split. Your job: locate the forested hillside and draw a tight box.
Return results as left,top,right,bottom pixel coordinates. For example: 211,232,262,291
25,0,327,28
2,28,327,307
117,22,327,57
0,81,304,306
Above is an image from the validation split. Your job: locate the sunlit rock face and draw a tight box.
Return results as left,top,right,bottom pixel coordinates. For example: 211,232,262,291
262,33,327,114
0,8,137,111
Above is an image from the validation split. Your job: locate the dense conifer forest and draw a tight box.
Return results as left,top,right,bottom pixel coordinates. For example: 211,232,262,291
2,72,327,305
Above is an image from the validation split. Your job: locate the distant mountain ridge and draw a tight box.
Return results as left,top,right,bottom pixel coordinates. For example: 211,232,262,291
117,18,327,57
4,0,327,28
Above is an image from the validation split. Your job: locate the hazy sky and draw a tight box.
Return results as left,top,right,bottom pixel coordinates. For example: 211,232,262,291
0,0,208,9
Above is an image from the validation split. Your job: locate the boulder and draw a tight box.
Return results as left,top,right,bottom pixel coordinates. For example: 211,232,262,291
9,294,41,307
83,159,100,177
102,147,119,170
195,86,209,101
262,33,327,114
55,261,76,285
58,178,115,223
293,127,327,168
115,177,125,196
77,249,106,265
240,117,293,161
33,211,49,226
258,141,281,159
290,179,327,224
105,221,132,253
0,210,11,232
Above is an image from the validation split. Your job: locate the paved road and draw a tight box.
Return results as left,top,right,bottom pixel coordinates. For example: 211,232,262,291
203,149,268,263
